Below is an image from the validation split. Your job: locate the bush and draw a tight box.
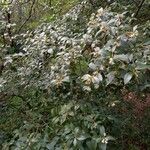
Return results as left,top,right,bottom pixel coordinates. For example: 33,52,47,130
1,0,149,149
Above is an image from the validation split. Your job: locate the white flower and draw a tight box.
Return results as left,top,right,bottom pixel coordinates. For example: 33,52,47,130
101,137,108,144
97,8,104,16
47,48,53,54
92,76,100,84
100,22,109,33
81,74,92,85
82,34,93,44
92,72,103,84
94,47,101,52
109,58,114,65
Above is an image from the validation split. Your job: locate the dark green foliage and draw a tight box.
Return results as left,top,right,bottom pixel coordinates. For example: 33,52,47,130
0,0,150,149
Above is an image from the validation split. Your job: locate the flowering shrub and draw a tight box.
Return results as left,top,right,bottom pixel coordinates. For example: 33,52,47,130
1,0,149,149
1,6,149,93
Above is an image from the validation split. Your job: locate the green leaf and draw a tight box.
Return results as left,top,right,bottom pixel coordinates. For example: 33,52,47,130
105,136,115,141
114,54,129,62
100,143,107,150
136,63,150,70
86,140,97,150
77,135,88,141
46,136,59,150
100,126,105,136
124,73,133,84
106,71,115,85
77,141,85,150
73,138,77,146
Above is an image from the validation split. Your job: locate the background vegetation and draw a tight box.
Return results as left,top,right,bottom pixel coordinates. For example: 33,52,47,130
0,0,150,149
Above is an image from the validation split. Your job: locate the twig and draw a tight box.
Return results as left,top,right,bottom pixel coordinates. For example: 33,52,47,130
132,0,139,6
134,0,145,17
17,0,36,33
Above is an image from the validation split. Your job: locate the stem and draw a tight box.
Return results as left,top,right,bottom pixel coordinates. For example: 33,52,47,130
17,0,36,33
134,0,145,17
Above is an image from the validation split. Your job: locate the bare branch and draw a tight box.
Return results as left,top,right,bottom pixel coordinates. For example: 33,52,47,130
134,0,146,17
17,0,36,33
132,0,139,6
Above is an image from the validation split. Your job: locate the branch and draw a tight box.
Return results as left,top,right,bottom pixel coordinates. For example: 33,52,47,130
132,0,139,6
17,0,36,33
134,0,145,17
